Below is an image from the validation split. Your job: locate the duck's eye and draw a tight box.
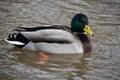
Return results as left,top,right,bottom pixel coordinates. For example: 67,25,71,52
80,20,84,23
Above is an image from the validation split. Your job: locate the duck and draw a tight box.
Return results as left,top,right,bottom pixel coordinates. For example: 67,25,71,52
5,13,94,54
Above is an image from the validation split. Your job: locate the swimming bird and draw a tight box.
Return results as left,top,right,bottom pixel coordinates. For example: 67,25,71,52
5,13,94,54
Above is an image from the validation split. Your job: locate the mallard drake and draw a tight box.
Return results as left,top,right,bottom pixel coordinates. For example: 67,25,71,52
5,13,94,54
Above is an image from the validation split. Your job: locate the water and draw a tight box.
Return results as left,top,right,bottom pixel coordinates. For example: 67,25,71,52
0,0,120,80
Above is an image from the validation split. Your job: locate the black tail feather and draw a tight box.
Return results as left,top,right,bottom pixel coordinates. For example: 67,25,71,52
7,33,30,48
8,33,18,41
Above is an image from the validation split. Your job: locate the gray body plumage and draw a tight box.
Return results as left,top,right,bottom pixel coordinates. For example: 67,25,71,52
5,25,84,54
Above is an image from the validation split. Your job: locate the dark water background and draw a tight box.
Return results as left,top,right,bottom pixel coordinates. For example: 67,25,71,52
0,0,120,80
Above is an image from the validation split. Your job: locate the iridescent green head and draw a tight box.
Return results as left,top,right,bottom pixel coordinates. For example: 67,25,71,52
71,13,94,36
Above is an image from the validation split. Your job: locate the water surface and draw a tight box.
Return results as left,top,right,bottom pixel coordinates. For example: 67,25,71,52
0,0,120,80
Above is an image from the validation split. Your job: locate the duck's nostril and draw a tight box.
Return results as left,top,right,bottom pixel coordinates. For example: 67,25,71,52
92,34,95,37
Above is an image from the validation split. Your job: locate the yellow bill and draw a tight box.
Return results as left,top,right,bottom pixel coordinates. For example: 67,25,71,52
83,25,94,36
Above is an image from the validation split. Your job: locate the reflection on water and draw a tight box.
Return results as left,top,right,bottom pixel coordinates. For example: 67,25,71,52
0,0,120,80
